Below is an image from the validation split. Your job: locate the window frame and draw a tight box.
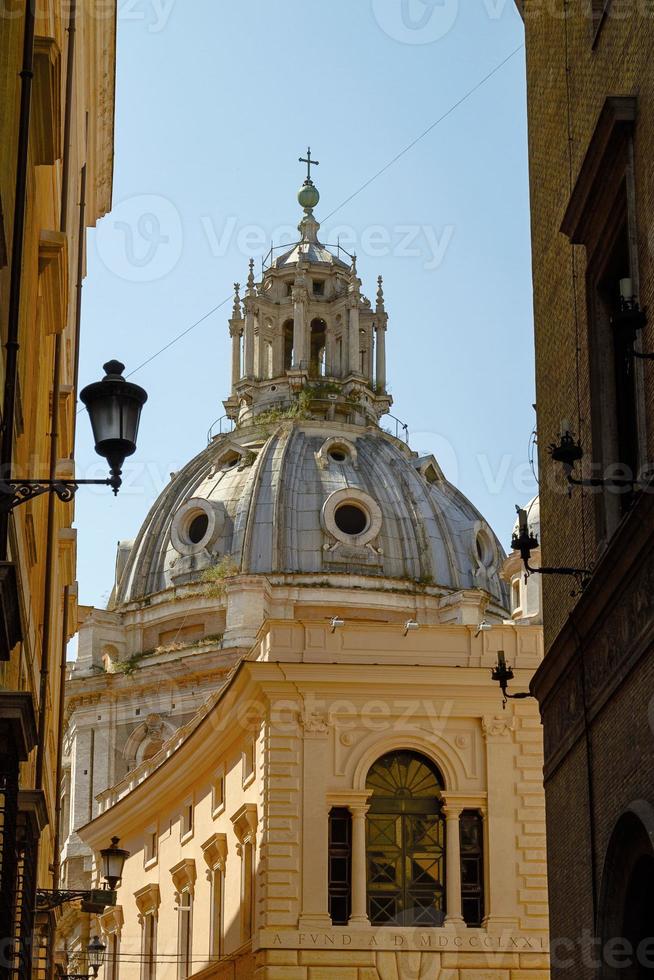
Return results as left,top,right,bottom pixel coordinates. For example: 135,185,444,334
365,750,446,927
211,767,226,818
210,866,224,960
177,888,193,980
144,823,158,869
242,740,255,789
460,810,485,928
141,912,157,980
560,97,645,547
181,797,194,844
328,807,352,926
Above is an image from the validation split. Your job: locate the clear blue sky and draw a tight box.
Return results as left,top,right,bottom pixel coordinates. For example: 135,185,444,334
74,0,535,612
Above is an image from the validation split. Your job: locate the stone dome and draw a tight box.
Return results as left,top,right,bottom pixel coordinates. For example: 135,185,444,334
115,421,508,608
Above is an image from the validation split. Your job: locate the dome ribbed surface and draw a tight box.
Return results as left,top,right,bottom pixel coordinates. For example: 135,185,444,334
116,423,507,606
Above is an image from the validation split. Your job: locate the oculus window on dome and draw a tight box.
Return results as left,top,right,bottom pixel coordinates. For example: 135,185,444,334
335,503,368,536
322,488,382,548
0,361,147,511
188,513,209,546
171,498,225,556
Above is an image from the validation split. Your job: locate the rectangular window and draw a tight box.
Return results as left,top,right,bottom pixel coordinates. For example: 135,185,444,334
181,800,193,841
242,740,255,786
460,810,484,927
141,914,156,980
241,842,255,942
561,97,641,548
210,868,223,959
211,770,225,817
108,933,120,980
144,826,158,867
328,807,352,925
511,579,521,614
177,891,192,980
587,207,639,538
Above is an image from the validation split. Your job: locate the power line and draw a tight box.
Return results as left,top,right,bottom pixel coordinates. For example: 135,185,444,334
323,44,525,222
118,45,524,380
125,297,231,379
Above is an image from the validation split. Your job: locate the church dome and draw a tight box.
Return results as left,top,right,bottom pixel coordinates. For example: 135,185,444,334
114,159,508,615
115,421,507,607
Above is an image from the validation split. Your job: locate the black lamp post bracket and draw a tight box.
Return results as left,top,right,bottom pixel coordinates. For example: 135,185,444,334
0,477,118,512
35,887,117,912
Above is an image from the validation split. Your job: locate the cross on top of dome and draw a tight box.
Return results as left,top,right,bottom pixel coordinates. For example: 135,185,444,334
297,146,321,216
299,146,320,182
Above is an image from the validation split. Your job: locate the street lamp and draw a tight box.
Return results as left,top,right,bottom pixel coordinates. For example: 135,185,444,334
87,936,107,977
80,360,148,494
0,361,147,510
60,937,107,980
36,838,130,913
511,505,591,592
490,651,536,708
99,836,130,890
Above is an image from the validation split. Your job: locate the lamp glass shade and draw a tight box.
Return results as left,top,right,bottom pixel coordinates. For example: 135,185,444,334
100,836,130,890
80,361,147,475
88,937,106,972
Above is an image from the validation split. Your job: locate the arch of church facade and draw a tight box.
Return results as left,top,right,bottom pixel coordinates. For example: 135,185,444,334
350,730,466,795
123,715,176,771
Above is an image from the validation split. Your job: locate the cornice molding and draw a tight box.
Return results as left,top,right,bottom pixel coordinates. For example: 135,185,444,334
134,883,160,919
230,804,257,848
99,905,124,936
201,833,228,872
170,858,197,898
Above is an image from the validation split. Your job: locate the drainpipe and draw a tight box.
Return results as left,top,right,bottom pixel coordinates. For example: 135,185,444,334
0,0,37,559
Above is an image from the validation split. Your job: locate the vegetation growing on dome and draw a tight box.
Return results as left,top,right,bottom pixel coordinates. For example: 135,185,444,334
202,556,240,598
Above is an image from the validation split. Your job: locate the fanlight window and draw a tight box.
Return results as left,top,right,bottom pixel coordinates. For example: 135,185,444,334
366,751,445,927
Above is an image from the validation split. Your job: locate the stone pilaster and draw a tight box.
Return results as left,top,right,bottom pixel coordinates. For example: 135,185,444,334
298,706,331,928
482,713,520,934
349,799,370,925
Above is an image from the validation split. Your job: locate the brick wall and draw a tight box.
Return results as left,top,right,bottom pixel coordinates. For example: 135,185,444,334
522,2,654,647
521,4,654,977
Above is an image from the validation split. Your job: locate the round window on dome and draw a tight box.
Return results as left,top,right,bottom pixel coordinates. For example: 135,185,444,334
188,512,209,545
334,503,368,536
329,448,347,463
475,530,495,569
171,498,224,557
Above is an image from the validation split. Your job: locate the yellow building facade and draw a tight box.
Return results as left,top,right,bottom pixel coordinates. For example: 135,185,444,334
0,2,116,975
82,621,549,980
73,175,550,980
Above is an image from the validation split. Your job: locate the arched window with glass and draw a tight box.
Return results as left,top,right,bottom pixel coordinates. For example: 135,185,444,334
365,750,445,926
